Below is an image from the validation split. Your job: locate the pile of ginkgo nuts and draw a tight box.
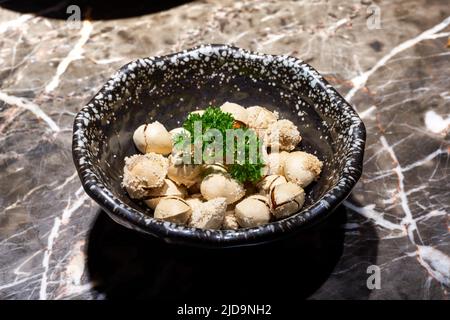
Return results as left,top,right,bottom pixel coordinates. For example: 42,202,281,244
121,102,323,230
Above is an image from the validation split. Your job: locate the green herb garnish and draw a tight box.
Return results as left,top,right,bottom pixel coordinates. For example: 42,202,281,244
228,128,265,183
184,107,234,138
175,107,265,183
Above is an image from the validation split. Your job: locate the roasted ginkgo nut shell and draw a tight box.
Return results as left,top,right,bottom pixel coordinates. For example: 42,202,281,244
235,195,271,228
154,196,192,224
257,174,287,195
220,102,248,125
246,106,278,138
188,197,227,229
264,119,301,152
202,163,228,175
143,178,187,209
222,209,239,230
284,151,323,188
269,182,305,219
185,193,204,211
200,173,245,204
266,151,289,175
133,121,172,155
122,153,169,199
167,155,203,187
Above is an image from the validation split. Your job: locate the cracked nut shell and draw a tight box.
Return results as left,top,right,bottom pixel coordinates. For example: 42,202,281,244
133,121,172,155
154,196,192,224
269,182,305,219
144,178,187,209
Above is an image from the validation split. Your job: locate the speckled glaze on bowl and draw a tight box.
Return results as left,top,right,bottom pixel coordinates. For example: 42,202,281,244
72,44,366,248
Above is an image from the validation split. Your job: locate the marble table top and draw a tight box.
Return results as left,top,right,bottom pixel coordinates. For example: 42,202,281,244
0,0,448,300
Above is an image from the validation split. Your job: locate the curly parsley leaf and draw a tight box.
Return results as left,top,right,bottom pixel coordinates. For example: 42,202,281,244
179,106,265,183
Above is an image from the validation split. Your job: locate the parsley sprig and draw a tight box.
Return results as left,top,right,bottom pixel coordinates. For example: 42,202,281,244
184,107,234,138
173,107,265,183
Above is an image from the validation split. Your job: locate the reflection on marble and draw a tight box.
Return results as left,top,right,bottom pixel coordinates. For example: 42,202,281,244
0,0,448,300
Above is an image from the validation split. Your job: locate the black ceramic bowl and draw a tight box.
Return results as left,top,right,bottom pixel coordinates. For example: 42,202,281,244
72,44,365,248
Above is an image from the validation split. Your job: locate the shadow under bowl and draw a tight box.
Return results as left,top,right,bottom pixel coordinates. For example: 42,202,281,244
72,44,366,248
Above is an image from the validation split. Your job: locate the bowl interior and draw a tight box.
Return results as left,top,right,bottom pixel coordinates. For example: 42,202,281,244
83,48,345,220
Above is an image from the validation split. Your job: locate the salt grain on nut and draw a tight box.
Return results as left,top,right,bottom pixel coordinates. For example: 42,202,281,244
188,197,227,229
264,119,301,151
122,153,169,199
284,151,323,188
200,173,245,204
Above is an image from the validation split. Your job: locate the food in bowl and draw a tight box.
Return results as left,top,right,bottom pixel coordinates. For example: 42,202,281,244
73,44,366,247
121,101,323,230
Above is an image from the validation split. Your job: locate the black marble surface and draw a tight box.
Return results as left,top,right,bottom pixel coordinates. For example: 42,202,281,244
0,0,448,299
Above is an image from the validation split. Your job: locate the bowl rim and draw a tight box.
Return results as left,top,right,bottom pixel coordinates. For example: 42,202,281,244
72,44,366,247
